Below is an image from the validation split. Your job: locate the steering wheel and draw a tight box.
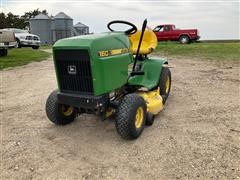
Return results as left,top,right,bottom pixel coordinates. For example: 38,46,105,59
107,20,137,35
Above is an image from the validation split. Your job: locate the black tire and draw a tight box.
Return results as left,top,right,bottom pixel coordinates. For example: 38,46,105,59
0,49,8,56
159,67,171,104
145,112,155,126
45,90,76,125
179,35,190,44
32,46,39,49
16,39,21,48
115,94,147,140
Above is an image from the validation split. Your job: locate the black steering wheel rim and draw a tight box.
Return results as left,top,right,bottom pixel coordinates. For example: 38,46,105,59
107,20,137,35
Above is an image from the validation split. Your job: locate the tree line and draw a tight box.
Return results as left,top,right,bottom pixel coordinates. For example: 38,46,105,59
0,9,48,29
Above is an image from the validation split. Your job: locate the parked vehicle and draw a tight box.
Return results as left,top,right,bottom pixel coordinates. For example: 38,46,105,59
3,28,41,49
0,29,16,56
153,24,200,44
45,19,172,140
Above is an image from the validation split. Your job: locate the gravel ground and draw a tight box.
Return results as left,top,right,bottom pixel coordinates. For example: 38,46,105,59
1,55,239,180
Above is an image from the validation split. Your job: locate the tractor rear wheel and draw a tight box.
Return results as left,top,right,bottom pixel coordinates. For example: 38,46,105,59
115,94,146,140
159,67,171,104
46,90,76,125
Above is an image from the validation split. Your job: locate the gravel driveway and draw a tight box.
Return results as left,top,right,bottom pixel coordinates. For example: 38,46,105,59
1,55,239,179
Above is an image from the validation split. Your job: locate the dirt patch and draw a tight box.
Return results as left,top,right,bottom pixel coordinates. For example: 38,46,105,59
1,57,239,179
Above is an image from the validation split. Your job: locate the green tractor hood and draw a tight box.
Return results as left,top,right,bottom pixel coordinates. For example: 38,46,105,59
52,32,133,96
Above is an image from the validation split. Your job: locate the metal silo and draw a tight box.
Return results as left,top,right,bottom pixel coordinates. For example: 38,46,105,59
30,14,52,44
73,22,89,35
52,12,73,42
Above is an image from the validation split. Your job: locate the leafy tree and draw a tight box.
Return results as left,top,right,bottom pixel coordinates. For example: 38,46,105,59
0,9,48,29
5,13,24,28
21,8,48,20
0,13,6,29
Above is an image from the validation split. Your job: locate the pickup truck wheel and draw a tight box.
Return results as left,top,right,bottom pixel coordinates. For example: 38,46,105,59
16,39,21,48
0,49,8,56
179,35,190,44
32,46,39,49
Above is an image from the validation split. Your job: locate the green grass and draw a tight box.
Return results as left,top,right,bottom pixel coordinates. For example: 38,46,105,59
155,42,240,61
0,48,51,70
1,42,239,70
40,45,53,49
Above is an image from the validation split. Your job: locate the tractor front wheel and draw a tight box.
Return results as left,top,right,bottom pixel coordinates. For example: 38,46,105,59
159,66,171,104
115,94,147,140
46,90,76,125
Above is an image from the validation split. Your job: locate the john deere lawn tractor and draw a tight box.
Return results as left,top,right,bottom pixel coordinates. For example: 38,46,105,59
46,19,171,139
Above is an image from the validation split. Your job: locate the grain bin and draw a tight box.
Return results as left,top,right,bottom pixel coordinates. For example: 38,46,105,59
30,14,52,44
52,12,73,42
74,22,89,35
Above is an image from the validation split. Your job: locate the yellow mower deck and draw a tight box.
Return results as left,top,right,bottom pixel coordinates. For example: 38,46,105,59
138,88,163,115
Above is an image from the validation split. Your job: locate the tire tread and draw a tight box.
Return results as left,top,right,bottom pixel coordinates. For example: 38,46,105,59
46,90,75,125
115,94,146,139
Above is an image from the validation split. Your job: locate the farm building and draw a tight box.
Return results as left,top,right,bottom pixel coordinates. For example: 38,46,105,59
74,22,89,35
29,13,52,45
29,12,89,44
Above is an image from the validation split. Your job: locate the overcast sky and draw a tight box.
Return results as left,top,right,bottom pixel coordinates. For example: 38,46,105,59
1,0,239,40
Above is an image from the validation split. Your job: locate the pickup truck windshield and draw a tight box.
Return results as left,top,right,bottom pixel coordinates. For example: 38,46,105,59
153,26,164,32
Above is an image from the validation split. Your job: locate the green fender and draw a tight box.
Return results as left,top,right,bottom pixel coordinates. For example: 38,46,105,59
128,57,168,90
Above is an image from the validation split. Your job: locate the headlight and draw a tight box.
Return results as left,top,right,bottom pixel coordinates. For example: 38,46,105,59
20,36,25,39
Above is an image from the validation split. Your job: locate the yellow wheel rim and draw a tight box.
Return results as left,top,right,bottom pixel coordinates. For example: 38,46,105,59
61,105,74,116
135,107,144,129
165,76,170,94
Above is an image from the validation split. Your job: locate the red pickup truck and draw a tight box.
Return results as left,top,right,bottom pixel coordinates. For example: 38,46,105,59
153,24,200,44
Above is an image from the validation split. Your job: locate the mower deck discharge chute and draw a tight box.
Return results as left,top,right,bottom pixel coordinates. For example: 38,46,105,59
46,19,171,139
